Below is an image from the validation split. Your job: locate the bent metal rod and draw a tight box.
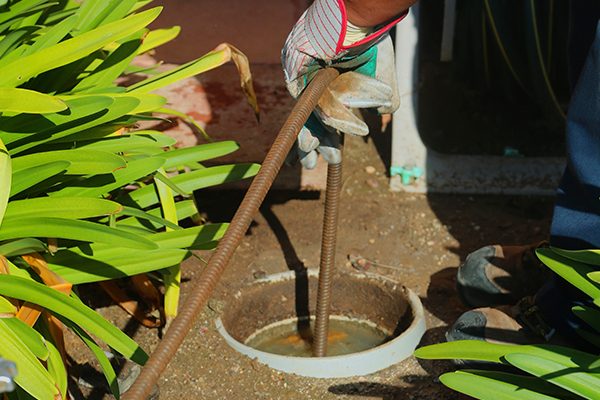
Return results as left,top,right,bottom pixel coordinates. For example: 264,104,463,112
123,68,341,400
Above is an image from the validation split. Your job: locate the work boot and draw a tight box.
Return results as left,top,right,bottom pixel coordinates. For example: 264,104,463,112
444,300,558,370
450,278,600,360
446,297,556,346
456,242,549,308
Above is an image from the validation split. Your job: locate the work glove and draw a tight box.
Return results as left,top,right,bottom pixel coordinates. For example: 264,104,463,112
282,0,407,169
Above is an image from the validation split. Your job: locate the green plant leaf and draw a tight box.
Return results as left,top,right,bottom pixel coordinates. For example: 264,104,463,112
588,271,600,284
50,128,174,149
505,352,600,399
0,314,58,400
138,26,180,54
0,274,148,364
0,0,47,24
0,295,16,316
72,34,143,92
155,169,178,227
101,0,138,24
127,47,230,93
73,0,130,34
117,206,181,231
3,257,35,280
116,200,198,231
122,62,160,75
10,160,70,197
156,106,211,141
571,305,600,350
42,4,78,25
57,224,225,254
1,318,49,361
415,340,505,363
128,130,177,146
536,248,600,301
46,248,190,284
8,97,141,154
0,217,157,249
0,3,55,34
14,5,45,29
4,197,122,220
0,88,67,113
50,123,128,144
161,141,239,169
148,224,228,250
73,132,172,153
62,318,120,399
0,26,37,60
114,93,167,114
50,156,166,198
108,224,155,235
0,95,114,146
0,139,11,225
473,369,580,399
125,163,260,208
553,248,600,267
0,7,162,87
12,149,126,175
0,39,27,69
19,14,77,56
572,305,600,332
37,320,68,400
154,170,190,196
439,370,561,400
414,340,600,369
0,238,46,257
130,0,153,12
154,166,181,318
129,43,259,117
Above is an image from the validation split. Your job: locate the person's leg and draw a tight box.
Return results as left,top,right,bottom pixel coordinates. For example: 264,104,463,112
550,20,600,249
568,1,600,90
533,19,600,346
457,18,600,308
450,19,600,348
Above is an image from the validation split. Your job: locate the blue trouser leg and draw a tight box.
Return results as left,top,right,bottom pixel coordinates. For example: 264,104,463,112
538,20,600,347
550,21,600,249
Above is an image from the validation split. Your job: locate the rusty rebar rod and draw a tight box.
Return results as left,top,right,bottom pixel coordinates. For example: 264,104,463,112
312,161,342,357
122,68,339,400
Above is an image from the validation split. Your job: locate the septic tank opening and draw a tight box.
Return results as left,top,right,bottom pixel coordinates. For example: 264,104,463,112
216,270,426,378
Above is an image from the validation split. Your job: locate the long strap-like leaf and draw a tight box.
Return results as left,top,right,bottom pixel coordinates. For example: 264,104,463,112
0,138,11,226
0,274,149,364
0,7,162,87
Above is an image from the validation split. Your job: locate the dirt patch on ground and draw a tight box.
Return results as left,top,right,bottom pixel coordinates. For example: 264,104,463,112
67,130,554,399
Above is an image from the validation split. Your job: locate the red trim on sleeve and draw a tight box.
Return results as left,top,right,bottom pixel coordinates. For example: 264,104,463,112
335,0,347,54
340,9,409,51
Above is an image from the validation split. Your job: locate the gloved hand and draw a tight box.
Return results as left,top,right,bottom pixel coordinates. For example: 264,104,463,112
297,69,394,168
282,0,407,169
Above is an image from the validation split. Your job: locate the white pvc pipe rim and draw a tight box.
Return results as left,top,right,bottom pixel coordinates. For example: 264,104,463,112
215,271,426,378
